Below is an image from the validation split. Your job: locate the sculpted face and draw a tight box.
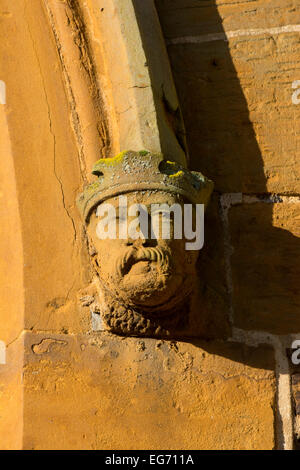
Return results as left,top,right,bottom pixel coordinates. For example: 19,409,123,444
77,151,214,337
87,191,199,312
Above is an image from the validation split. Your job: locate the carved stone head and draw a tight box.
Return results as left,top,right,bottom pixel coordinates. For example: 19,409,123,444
77,151,213,338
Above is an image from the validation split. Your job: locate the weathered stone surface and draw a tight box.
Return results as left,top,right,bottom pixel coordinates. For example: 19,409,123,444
23,332,276,450
229,202,300,333
195,193,231,339
291,373,300,449
167,34,300,194
0,66,24,451
0,0,92,333
0,92,24,345
292,374,300,414
156,0,300,38
0,337,23,450
82,0,187,166
1,0,297,451
156,0,300,194
78,152,216,339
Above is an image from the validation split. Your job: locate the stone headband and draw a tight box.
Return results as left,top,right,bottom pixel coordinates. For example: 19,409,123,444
77,150,214,222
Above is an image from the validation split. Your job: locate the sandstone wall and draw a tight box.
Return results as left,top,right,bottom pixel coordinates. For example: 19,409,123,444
156,0,300,449
0,0,299,449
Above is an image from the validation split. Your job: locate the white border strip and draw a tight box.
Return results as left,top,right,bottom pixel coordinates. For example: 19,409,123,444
231,329,294,450
0,340,6,364
167,24,300,45
0,80,6,104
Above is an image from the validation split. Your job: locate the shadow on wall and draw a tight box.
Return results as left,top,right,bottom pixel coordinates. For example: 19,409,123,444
155,0,300,356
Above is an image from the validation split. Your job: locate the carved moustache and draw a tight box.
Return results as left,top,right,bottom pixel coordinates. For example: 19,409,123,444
116,247,169,277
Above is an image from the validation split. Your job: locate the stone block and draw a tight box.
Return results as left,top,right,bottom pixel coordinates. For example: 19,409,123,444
156,1,300,38
167,34,300,193
23,331,276,450
229,202,300,333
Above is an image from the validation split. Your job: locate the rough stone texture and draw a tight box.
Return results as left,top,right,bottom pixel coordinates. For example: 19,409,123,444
79,152,217,339
229,202,300,333
286,350,300,450
292,374,300,410
23,332,276,450
156,1,300,38
0,90,24,345
0,79,24,450
43,0,113,174
0,0,92,334
80,0,188,166
291,373,300,449
156,1,300,194
195,194,231,339
0,337,23,450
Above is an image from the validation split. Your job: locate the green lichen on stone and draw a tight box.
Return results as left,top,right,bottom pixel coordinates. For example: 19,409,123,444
85,181,100,193
77,150,214,221
92,151,129,174
138,150,150,156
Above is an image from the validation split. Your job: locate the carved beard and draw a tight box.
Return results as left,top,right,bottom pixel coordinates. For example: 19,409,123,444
90,243,196,337
97,245,191,309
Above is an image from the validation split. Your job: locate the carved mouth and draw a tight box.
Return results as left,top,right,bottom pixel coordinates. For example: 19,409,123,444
116,247,167,277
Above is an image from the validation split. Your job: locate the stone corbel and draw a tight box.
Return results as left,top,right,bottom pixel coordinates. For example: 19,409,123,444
77,0,214,338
